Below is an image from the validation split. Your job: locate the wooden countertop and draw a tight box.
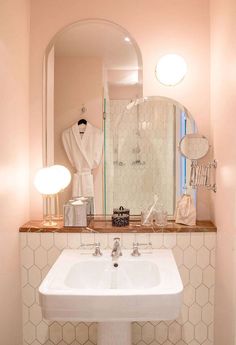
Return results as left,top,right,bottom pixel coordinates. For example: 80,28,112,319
19,217,216,233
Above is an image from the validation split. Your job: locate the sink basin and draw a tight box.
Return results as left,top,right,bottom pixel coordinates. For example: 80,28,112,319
39,249,183,322
64,259,160,290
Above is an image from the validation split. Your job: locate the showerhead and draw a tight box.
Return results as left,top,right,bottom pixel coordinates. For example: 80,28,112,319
126,97,148,110
126,101,135,110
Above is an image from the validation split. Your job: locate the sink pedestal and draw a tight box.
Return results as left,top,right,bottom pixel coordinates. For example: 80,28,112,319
97,322,131,345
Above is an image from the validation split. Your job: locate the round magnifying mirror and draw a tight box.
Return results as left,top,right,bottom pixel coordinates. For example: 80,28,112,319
179,133,209,160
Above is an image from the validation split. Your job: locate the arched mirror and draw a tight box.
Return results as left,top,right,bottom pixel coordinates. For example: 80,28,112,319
104,96,196,217
43,19,143,214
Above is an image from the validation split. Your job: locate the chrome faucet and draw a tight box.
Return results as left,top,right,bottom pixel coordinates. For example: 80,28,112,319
111,237,122,260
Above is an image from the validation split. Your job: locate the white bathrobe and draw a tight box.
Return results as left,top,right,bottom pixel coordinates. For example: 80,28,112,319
62,122,103,197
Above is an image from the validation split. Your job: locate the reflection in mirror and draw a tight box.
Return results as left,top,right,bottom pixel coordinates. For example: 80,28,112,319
44,21,198,217
179,133,209,160
104,96,196,217
44,19,143,214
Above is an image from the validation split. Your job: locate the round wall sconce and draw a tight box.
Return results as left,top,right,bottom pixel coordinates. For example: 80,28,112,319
155,54,187,86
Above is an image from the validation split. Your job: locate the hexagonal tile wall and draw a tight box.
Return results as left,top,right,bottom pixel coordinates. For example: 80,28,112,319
21,232,215,345
107,100,177,216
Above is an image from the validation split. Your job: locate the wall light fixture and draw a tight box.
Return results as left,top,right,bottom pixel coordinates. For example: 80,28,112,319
155,54,187,86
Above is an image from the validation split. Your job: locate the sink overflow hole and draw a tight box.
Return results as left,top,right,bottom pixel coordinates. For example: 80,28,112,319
113,263,119,268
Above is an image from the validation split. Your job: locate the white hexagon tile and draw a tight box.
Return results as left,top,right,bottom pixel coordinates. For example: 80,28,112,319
21,232,216,345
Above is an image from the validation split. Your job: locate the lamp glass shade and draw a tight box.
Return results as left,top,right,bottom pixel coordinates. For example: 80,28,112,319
51,165,71,190
34,167,62,195
155,54,187,86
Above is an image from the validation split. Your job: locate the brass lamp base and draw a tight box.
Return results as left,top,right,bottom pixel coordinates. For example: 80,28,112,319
43,220,57,227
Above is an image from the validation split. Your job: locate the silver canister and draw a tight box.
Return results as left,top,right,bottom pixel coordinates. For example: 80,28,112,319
64,200,88,227
76,197,94,217
74,197,94,222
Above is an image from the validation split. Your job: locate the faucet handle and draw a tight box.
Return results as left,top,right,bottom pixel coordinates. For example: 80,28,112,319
114,237,121,241
80,242,97,247
93,242,103,257
131,242,141,256
136,241,152,248
80,242,103,256
131,242,152,256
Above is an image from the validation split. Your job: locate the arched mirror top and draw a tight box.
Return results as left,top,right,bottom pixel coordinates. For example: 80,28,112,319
124,96,195,116
117,95,197,133
44,18,143,77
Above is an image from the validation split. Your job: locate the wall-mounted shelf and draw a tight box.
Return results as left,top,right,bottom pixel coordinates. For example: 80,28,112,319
19,217,216,233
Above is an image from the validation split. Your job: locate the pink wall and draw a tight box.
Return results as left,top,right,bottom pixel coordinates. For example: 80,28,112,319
108,69,142,99
2,0,235,343
109,84,142,100
210,0,236,343
29,0,211,218
54,56,104,212
0,0,30,344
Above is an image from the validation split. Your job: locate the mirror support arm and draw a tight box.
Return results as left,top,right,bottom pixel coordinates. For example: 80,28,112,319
189,159,217,193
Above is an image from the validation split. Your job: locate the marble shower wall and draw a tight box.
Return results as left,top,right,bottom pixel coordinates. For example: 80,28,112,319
21,232,215,345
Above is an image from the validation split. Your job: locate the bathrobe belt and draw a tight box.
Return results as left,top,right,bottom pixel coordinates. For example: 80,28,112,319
72,170,94,198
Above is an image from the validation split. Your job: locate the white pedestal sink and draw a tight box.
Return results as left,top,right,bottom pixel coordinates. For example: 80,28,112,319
39,249,183,345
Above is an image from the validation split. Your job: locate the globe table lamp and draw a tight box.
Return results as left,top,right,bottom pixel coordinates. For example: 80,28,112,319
34,167,62,226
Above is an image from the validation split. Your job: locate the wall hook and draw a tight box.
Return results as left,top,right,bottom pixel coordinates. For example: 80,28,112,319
81,104,87,115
